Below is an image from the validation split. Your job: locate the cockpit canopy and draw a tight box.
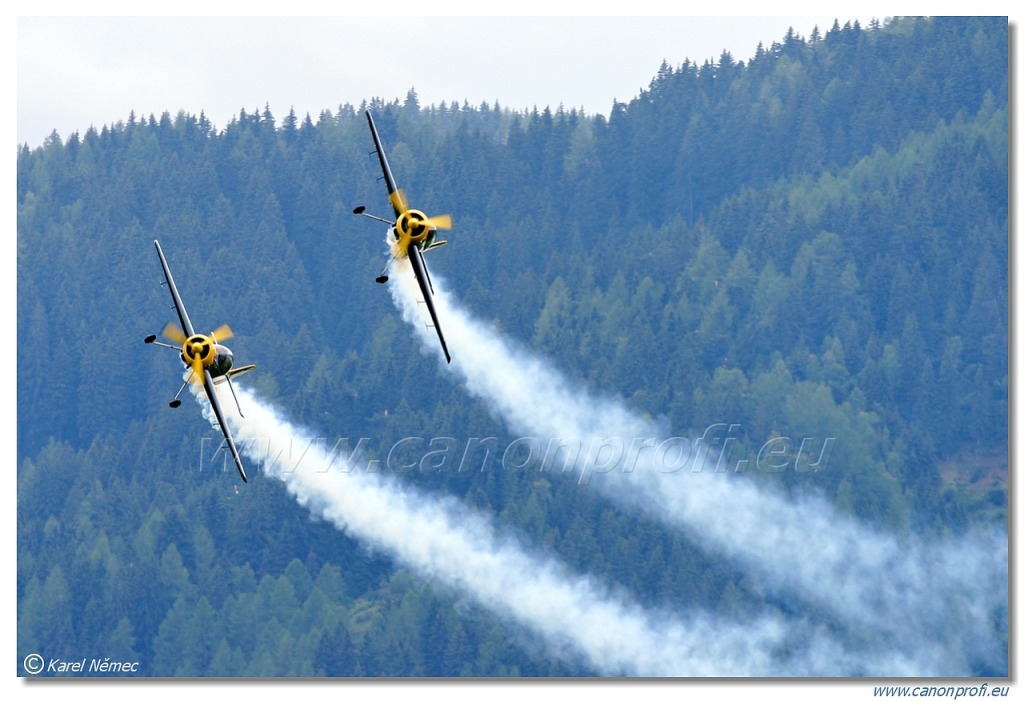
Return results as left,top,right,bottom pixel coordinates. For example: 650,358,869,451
208,345,234,378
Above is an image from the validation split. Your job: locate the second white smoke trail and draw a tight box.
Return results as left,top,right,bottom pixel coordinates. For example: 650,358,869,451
388,258,1007,676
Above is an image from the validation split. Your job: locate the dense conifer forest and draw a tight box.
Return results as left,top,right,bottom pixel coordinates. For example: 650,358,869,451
17,17,1007,676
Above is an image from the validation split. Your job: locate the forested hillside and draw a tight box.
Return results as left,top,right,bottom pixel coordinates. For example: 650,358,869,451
17,17,1008,676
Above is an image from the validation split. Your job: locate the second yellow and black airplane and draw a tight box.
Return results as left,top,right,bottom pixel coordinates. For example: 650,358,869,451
353,109,453,363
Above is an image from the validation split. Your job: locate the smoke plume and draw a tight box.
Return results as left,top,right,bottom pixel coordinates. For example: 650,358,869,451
196,379,851,676
388,258,1008,676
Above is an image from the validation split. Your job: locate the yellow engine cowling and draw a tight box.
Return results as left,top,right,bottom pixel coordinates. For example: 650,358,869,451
396,209,432,244
182,334,216,382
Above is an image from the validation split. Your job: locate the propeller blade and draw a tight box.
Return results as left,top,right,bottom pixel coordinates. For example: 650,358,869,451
427,214,452,230
210,324,233,343
162,323,188,344
192,357,206,384
390,189,409,215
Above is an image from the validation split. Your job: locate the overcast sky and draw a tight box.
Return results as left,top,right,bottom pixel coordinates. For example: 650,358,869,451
16,13,897,149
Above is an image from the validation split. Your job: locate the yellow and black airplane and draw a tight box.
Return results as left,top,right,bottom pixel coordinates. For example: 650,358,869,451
353,109,452,363
144,240,255,482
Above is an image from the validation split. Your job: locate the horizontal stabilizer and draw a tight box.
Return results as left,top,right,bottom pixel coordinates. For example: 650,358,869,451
213,364,256,384
226,364,256,379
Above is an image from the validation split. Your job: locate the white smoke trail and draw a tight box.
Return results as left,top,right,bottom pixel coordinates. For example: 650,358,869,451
389,259,1008,676
193,379,843,676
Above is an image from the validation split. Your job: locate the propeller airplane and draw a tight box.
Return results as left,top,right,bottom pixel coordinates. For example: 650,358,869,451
353,109,453,363
144,240,255,482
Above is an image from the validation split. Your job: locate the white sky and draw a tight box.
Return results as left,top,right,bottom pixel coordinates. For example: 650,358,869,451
15,12,894,148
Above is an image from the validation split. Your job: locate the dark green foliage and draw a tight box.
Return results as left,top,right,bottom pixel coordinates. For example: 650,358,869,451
17,17,1007,675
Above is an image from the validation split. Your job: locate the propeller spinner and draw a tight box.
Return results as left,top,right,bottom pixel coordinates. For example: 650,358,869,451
389,189,451,251
162,322,234,382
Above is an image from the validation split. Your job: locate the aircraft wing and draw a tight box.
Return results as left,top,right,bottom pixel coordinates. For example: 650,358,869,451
407,242,451,364
154,240,197,338
202,368,248,482
365,110,404,217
